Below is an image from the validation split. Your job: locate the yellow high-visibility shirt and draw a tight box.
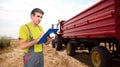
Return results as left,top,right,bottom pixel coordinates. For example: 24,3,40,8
19,23,44,53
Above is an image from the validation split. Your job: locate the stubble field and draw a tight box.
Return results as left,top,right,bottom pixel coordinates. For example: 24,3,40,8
0,39,120,67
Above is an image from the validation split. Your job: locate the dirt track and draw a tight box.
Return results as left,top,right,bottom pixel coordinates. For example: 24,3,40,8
0,41,120,67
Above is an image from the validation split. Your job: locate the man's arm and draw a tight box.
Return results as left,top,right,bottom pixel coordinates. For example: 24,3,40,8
19,38,38,49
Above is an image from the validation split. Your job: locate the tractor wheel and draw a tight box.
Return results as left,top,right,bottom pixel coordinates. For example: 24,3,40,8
52,35,62,50
90,46,112,67
55,41,62,50
52,39,55,48
66,42,76,56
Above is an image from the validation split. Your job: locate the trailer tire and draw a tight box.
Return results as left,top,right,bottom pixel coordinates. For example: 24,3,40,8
66,42,76,56
90,46,112,67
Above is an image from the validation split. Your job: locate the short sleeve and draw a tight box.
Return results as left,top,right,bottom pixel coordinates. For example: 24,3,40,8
18,25,28,41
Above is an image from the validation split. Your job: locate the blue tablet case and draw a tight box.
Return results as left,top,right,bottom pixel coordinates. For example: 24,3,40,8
37,28,58,44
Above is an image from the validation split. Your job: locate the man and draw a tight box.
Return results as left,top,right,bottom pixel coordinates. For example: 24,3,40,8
19,8,51,67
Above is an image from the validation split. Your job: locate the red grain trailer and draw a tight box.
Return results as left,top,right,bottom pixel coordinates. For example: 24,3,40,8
52,0,120,67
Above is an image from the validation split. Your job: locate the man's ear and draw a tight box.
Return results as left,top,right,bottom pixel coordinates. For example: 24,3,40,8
30,14,32,19
31,14,34,19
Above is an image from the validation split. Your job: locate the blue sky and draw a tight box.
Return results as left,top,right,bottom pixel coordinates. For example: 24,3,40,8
0,0,99,38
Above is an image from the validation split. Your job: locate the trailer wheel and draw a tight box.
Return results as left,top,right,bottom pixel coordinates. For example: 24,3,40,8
66,42,76,56
90,46,112,67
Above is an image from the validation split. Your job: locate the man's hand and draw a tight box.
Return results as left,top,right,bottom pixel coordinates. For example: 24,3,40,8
19,32,44,49
44,36,53,45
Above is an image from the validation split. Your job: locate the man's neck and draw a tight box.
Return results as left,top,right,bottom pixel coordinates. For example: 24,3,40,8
31,22,38,27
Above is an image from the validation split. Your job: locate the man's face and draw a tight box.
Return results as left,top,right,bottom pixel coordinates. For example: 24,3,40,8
31,12,43,25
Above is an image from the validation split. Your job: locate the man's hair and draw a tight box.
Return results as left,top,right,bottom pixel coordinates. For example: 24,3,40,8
31,8,44,15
